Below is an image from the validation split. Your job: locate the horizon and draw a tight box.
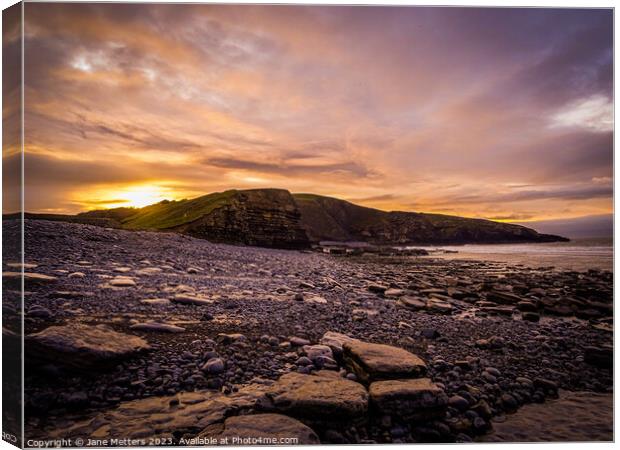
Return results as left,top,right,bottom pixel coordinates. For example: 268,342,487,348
3,4,613,230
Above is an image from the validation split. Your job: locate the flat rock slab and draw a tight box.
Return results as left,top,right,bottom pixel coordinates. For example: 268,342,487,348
26,324,150,369
6,263,38,269
3,272,58,285
109,276,137,287
369,378,448,421
204,414,320,445
129,322,186,333
172,293,213,306
259,372,368,424
398,296,426,310
140,298,171,306
425,298,453,314
51,386,269,441
343,341,427,384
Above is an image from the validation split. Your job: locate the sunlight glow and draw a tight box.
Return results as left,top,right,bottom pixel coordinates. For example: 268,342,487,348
77,184,179,210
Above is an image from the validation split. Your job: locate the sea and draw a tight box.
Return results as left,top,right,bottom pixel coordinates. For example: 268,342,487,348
412,237,613,272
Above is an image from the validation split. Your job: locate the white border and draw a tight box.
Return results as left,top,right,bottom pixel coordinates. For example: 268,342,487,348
0,2,615,450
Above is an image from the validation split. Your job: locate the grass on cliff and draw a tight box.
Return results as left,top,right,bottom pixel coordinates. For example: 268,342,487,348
121,190,238,230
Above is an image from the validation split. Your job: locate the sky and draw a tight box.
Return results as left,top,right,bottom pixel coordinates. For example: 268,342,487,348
4,4,613,225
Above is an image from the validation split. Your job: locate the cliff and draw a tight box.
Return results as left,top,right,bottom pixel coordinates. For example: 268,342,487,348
293,193,568,245
17,188,568,249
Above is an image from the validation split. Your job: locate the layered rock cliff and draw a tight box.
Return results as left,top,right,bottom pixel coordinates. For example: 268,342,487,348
171,189,310,249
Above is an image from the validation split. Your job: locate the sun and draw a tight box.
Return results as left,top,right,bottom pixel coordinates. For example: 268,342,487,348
119,185,171,208
78,184,178,210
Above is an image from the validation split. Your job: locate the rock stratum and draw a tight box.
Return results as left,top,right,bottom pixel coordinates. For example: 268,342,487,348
15,188,568,249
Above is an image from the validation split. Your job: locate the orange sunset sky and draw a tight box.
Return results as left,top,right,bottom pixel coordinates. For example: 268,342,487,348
3,4,613,225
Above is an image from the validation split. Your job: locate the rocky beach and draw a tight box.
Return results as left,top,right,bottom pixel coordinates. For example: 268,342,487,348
4,219,613,444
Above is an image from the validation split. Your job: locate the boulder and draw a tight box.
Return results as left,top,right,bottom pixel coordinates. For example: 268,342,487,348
258,372,368,424
343,340,427,384
26,324,150,369
369,378,448,421
204,414,320,445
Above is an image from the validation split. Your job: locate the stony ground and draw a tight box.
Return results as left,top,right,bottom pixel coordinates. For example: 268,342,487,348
3,220,613,444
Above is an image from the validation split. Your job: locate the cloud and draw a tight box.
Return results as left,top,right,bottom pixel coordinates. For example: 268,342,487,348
16,4,613,221
550,95,613,132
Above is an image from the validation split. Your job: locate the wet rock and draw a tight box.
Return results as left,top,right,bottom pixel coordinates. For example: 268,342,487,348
343,340,427,384
369,378,448,421
27,324,150,369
